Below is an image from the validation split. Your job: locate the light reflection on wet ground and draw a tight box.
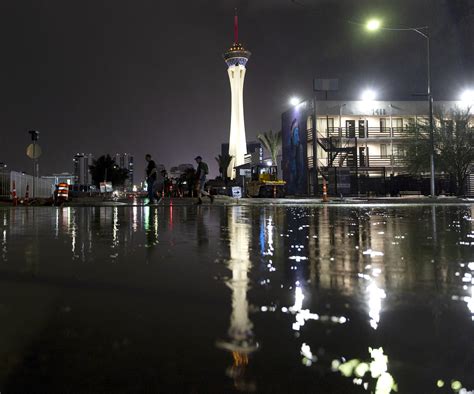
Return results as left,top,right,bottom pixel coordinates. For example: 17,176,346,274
0,204,473,393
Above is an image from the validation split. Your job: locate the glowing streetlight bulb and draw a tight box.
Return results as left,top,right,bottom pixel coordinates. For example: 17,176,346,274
460,89,474,104
361,89,377,102
366,19,381,31
290,97,301,106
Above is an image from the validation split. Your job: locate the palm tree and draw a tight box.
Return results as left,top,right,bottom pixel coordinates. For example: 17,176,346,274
257,129,282,173
215,154,233,181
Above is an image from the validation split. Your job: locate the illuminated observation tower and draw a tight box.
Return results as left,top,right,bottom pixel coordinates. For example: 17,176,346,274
223,11,251,179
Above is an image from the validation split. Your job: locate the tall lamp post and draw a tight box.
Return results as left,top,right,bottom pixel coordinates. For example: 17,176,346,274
365,19,436,197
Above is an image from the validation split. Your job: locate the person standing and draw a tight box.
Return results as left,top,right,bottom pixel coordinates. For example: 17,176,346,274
195,156,214,205
145,154,160,204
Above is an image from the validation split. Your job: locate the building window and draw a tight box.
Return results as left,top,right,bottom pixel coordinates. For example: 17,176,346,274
380,118,387,132
392,118,403,130
380,144,388,158
324,117,335,132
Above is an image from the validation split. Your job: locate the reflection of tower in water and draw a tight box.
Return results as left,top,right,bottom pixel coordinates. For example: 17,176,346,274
217,206,257,392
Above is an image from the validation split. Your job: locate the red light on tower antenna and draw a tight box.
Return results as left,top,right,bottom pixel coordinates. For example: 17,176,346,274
234,8,239,44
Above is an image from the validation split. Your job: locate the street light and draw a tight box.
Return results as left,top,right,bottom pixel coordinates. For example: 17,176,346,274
361,89,377,101
461,89,474,105
290,97,301,106
366,19,381,31
363,18,436,197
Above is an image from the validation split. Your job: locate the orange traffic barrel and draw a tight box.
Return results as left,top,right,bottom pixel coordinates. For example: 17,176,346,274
57,183,69,200
11,181,18,206
322,180,329,203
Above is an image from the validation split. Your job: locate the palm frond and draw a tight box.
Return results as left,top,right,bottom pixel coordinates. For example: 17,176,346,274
258,129,282,163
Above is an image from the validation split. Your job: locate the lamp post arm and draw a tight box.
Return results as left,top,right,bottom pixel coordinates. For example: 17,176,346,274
378,26,429,39
349,20,429,38
411,27,429,39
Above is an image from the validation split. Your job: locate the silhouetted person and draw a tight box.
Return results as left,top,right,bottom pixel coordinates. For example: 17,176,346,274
145,154,160,204
194,156,214,205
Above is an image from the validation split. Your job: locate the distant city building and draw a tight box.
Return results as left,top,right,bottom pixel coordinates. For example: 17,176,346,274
114,153,134,188
42,173,75,185
73,153,94,185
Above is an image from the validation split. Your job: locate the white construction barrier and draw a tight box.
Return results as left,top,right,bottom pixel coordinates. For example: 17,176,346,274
0,171,55,199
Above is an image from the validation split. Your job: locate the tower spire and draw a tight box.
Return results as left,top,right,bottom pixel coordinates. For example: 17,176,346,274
234,8,239,44
223,9,251,179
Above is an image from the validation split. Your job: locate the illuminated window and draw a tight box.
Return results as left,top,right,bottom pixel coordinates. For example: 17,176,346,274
392,118,403,130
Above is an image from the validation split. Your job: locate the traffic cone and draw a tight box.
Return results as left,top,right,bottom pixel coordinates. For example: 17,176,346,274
322,179,329,203
11,181,18,206
24,184,30,205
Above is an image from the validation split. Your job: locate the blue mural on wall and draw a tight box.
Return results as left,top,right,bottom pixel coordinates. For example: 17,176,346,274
281,103,309,195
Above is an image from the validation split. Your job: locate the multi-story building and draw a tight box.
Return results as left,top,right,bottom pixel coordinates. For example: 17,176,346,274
114,153,134,189
73,153,94,186
281,100,474,196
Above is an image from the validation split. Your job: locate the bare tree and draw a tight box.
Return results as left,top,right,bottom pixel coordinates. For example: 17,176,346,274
403,106,473,195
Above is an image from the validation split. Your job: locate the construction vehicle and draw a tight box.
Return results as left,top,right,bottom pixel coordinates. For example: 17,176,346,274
246,163,286,198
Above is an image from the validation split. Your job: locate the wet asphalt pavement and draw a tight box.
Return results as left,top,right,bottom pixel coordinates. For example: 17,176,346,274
0,204,473,393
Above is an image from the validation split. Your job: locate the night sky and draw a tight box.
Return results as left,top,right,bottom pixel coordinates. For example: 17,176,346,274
0,0,472,179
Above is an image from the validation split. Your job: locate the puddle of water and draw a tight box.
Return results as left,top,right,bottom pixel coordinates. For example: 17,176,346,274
0,204,473,393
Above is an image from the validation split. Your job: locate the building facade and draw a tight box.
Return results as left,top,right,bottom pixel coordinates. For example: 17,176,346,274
281,100,474,196
114,153,134,189
73,153,94,186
